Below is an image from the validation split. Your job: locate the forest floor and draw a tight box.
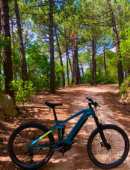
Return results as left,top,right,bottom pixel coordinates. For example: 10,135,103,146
0,84,130,170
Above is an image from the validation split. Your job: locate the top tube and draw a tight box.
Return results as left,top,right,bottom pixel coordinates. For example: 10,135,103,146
56,108,95,124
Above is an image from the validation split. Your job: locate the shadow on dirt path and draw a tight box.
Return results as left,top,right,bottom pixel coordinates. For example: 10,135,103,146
0,84,130,170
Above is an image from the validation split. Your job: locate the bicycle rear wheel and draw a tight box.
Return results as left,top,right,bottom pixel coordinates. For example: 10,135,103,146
87,124,129,169
8,123,55,169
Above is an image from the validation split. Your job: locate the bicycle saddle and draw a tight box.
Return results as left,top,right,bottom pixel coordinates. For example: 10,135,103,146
45,102,62,108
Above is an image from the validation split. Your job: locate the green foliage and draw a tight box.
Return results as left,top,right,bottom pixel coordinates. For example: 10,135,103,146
26,42,50,91
120,76,130,94
120,28,130,71
55,59,65,87
3,0,130,102
0,33,10,52
84,72,91,84
96,73,108,84
84,71,117,85
10,79,36,104
80,76,85,84
0,75,5,93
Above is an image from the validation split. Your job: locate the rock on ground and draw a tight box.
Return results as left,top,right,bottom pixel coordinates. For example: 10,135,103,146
0,94,18,120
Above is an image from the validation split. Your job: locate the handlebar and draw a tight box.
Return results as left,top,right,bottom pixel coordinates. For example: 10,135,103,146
86,97,100,108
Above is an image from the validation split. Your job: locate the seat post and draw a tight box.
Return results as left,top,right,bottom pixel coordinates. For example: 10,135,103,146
52,107,57,120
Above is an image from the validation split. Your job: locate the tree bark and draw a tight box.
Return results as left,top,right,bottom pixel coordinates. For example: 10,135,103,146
103,47,107,75
11,15,14,47
49,0,55,93
94,58,96,85
91,36,95,85
55,29,65,86
107,0,123,87
66,54,69,86
11,15,17,80
103,46,108,83
71,49,74,85
1,0,14,98
14,0,28,81
0,1,1,33
65,32,69,85
69,57,73,84
74,36,80,84
91,35,97,85
0,4,1,92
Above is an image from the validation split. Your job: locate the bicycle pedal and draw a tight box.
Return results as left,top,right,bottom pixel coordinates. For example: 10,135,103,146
72,139,76,144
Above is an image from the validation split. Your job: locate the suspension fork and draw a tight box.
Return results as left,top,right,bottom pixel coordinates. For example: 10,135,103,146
93,116,111,150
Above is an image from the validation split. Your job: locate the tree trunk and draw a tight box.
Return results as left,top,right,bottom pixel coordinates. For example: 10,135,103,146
65,33,69,85
74,36,80,84
81,63,84,78
69,57,73,84
55,29,65,86
11,15,15,80
24,29,28,48
11,15,14,46
0,4,1,92
49,0,55,93
103,47,107,75
91,36,95,85
90,63,92,73
72,49,75,85
107,0,123,87
103,46,108,83
14,0,28,81
0,1,1,34
11,15,17,80
128,69,130,76
1,0,14,98
94,58,96,85
66,54,69,85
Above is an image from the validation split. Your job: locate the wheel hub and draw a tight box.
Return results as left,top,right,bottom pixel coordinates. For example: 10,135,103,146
100,142,111,150
27,139,35,152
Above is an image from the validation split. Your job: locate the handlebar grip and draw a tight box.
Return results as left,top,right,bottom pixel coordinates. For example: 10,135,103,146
86,97,93,101
86,97,100,108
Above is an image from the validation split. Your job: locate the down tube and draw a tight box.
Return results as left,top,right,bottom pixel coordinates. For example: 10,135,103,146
69,113,88,142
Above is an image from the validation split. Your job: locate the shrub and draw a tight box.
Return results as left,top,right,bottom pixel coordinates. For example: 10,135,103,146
10,79,36,104
84,72,92,84
120,76,130,94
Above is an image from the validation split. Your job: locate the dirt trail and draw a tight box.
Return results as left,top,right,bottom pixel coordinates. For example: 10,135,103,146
0,84,130,170
84,85,130,170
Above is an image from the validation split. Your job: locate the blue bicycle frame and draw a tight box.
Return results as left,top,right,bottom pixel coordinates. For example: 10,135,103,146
30,107,97,150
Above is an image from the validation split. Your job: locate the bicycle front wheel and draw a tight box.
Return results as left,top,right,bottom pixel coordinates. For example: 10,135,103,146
8,123,55,169
87,124,129,169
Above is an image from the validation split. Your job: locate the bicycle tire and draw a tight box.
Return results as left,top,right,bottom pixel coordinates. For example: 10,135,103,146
8,122,55,169
87,124,129,169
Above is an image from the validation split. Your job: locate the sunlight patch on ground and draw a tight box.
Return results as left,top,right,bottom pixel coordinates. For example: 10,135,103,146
0,156,11,161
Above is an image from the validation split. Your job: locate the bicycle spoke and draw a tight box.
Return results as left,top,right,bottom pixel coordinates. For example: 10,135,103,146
12,127,52,165
92,129,124,164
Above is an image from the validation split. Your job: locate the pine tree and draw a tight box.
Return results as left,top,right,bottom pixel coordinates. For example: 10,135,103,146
14,0,28,81
1,0,14,98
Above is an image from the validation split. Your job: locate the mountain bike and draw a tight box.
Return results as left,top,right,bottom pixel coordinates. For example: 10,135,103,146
8,97,129,169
